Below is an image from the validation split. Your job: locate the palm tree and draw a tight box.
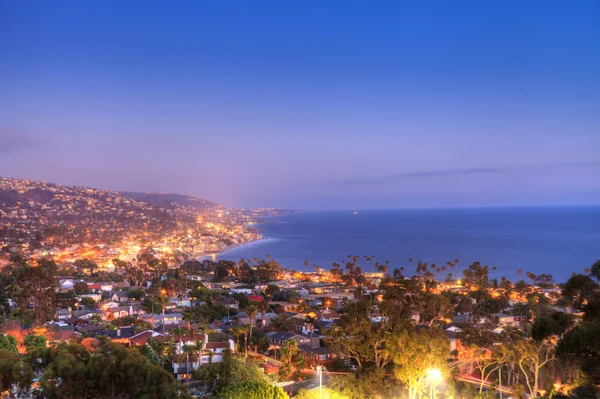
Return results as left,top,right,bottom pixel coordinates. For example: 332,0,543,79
246,301,259,355
181,344,195,380
376,263,389,275
229,326,245,352
259,295,270,332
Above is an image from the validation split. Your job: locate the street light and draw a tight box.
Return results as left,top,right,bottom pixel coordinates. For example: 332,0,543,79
426,368,442,399
316,366,323,399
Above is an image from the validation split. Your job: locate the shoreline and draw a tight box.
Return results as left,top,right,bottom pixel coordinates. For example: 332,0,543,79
194,237,279,261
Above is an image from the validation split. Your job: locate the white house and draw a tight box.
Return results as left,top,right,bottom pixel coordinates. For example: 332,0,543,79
171,339,235,380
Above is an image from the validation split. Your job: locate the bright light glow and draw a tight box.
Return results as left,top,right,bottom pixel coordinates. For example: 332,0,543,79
427,368,442,381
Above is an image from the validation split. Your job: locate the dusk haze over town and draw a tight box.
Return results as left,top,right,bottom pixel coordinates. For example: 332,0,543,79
1,1,599,399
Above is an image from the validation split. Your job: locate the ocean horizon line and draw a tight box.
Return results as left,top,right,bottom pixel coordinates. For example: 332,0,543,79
288,204,600,213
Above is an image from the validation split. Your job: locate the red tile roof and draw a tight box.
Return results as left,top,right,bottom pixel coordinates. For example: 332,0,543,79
206,342,230,349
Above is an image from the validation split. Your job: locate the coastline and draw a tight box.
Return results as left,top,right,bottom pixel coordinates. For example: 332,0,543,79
195,237,279,261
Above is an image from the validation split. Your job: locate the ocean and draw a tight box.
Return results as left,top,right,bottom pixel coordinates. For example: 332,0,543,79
206,207,600,282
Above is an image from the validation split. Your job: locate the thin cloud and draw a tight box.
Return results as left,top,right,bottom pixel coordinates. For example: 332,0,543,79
0,131,47,153
331,162,600,187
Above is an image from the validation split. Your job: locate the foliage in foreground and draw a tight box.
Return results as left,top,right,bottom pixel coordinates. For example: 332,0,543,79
39,338,187,399
216,380,288,399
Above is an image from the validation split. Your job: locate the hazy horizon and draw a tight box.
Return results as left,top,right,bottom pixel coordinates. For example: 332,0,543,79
2,1,599,209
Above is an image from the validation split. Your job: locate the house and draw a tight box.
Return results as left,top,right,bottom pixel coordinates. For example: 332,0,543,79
452,314,489,326
140,312,184,325
299,345,337,364
267,332,320,349
72,309,100,320
46,323,76,343
129,330,170,346
65,316,90,326
494,313,519,327
78,294,102,302
256,312,278,327
109,291,130,303
58,278,75,291
171,339,235,380
103,304,145,320
214,297,238,308
88,283,114,292
230,288,253,295
293,288,310,297
104,306,131,320
169,297,191,308
55,307,72,321
170,333,207,353
269,301,299,312
317,308,340,321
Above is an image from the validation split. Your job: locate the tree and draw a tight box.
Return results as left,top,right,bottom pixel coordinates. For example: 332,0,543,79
191,286,210,302
463,262,489,293
114,256,152,288
279,339,301,380
41,338,184,399
388,328,450,399
13,260,57,325
193,349,273,394
148,258,169,280
254,259,283,283
421,293,453,327
0,348,33,395
512,339,555,398
23,334,46,353
127,288,145,300
557,322,600,387
73,281,90,295
265,284,280,298
531,317,560,341
591,260,600,283
326,369,393,399
73,259,98,276
246,300,259,354
272,314,294,332
217,381,288,399
229,326,248,353
470,344,511,393
563,274,598,308
295,387,350,399
326,301,405,369
81,296,96,308
583,292,600,322
0,334,18,354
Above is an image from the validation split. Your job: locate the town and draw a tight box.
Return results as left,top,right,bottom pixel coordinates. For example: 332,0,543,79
0,177,290,269
1,246,599,399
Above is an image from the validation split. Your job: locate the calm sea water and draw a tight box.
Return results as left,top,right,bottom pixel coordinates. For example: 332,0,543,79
208,207,600,282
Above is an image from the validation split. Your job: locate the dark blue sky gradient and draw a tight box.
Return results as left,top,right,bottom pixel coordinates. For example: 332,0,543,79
1,1,599,209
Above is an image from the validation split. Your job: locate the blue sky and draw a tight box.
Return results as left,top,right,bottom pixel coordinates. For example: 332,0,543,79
1,1,599,209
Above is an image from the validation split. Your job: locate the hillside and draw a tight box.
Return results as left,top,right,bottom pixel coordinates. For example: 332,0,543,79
119,191,220,212
0,177,262,265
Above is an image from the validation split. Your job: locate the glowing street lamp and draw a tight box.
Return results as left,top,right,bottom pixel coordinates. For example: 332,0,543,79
426,368,442,399
316,366,323,399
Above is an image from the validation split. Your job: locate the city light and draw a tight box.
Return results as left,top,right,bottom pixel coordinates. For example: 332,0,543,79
426,368,442,399
427,368,442,381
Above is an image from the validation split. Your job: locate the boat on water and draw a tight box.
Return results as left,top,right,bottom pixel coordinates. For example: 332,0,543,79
353,211,359,215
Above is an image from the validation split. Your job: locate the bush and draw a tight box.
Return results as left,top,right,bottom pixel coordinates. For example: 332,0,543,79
217,381,288,399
